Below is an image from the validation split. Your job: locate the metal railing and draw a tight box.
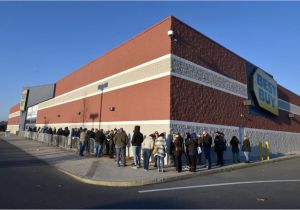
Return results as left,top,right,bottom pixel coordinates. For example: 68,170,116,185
18,131,96,154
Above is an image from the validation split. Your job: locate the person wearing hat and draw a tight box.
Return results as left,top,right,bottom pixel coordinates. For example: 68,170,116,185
185,132,198,172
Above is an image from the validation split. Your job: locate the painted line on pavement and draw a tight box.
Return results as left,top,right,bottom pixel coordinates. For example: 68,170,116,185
138,179,300,193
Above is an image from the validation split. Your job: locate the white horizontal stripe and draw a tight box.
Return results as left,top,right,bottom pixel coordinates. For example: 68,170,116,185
278,99,300,116
171,72,248,99
139,180,300,193
170,120,240,131
8,111,20,119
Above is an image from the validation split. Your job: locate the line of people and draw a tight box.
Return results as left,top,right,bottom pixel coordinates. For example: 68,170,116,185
27,125,252,173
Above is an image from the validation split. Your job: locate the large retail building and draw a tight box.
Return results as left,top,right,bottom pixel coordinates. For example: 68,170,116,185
7,16,300,156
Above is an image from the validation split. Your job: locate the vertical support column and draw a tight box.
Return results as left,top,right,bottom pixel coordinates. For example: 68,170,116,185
265,141,270,160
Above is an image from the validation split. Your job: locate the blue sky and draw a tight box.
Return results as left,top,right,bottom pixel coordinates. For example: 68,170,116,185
1,2,300,121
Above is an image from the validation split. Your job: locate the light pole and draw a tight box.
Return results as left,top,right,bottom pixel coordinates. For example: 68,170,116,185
97,82,108,129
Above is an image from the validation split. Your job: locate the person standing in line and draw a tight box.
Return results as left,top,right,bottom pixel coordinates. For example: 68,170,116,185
153,131,159,167
197,132,203,165
242,133,251,163
214,132,226,166
173,132,184,173
86,128,95,154
154,133,167,172
113,128,128,167
142,134,155,171
79,128,88,156
202,130,212,169
230,136,240,163
95,129,106,158
184,132,192,170
131,125,144,168
185,132,198,172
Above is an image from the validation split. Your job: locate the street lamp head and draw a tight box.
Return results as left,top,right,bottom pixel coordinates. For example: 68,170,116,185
167,29,174,37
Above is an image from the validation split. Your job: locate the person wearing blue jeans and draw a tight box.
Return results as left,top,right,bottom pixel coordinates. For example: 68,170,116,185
115,146,121,166
79,141,87,156
203,147,212,169
79,128,88,156
113,128,128,167
142,148,151,170
157,156,165,172
142,134,154,171
95,129,106,158
131,125,144,168
132,146,141,167
95,143,103,158
115,145,126,166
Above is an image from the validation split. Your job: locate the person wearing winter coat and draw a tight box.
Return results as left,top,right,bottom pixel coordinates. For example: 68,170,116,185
242,133,251,163
184,132,191,169
230,136,240,163
142,134,155,171
202,130,212,169
154,133,167,172
153,131,159,167
95,129,106,158
131,125,144,168
106,130,116,158
197,133,203,165
214,132,226,166
64,127,70,137
113,128,128,167
185,132,198,172
79,128,88,156
172,132,184,173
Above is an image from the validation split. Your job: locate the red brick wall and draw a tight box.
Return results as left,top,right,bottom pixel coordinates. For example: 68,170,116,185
55,17,172,97
278,85,300,107
171,77,300,133
37,76,171,124
171,16,247,84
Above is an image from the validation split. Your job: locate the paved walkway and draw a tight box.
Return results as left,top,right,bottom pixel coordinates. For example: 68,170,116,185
2,135,299,187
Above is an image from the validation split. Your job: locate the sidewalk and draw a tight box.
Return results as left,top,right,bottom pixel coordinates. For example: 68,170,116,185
2,135,300,187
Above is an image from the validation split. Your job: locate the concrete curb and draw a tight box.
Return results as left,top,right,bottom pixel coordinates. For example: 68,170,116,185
58,153,300,187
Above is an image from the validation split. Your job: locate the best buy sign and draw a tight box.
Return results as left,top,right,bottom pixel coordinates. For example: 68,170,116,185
252,68,279,116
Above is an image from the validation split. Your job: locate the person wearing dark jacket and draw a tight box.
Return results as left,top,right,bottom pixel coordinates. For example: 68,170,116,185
107,130,115,158
172,132,183,172
202,130,212,169
64,127,70,137
86,128,95,154
185,132,198,172
214,132,226,166
95,129,106,158
131,125,144,168
184,132,191,169
230,136,240,163
48,127,53,135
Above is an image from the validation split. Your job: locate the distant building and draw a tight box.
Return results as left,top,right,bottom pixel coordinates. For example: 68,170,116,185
7,16,300,157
